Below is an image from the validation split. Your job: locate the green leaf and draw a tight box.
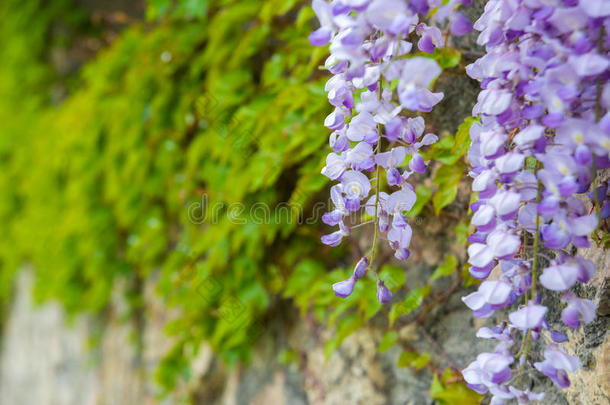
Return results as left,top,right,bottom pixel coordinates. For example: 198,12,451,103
430,372,483,405
454,219,470,246
424,135,460,165
398,351,431,369
413,352,431,370
397,350,419,367
402,285,431,312
432,47,461,69
379,264,406,291
378,331,398,352
453,116,477,158
406,185,433,217
432,163,463,215
430,254,458,282
389,285,431,326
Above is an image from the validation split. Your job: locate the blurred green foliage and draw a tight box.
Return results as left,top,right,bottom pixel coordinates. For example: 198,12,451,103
0,0,478,400
0,0,334,391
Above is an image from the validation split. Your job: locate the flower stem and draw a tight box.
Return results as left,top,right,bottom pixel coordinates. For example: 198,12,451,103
515,163,542,375
516,329,531,384
369,78,384,275
530,163,542,303
592,24,604,231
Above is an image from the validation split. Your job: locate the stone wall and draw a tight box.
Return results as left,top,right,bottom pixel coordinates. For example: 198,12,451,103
1,256,607,404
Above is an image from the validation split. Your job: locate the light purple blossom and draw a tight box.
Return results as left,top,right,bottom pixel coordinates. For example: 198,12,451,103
311,0,461,303
376,280,392,303
333,276,356,298
462,0,604,397
508,303,547,331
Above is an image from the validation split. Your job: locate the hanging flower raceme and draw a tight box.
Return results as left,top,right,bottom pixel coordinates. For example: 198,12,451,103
311,0,472,302
463,0,609,402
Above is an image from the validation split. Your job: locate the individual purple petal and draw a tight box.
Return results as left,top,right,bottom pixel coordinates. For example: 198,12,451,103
341,170,371,199
489,189,521,218
376,280,392,303
391,212,408,228
468,243,494,268
346,141,374,167
347,111,376,141
386,167,402,186
574,145,592,165
541,223,571,250
400,57,442,88
322,230,344,246
409,153,426,173
508,303,547,330
469,263,495,280
534,358,572,388
388,224,413,249
345,198,360,211
403,116,425,143
538,196,559,216
544,345,580,372
518,203,538,233
569,53,610,77
384,116,403,141
309,27,333,46
495,152,525,175
478,280,512,306
375,146,406,168
472,204,495,227
561,292,596,328
575,257,595,283
365,0,408,31
333,276,356,298
450,12,473,36
582,0,610,17
324,108,346,130
323,210,344,226
476,327,512,342
551,331,568,343
473,89,512,115
548,7,587,34
419,133,438,146
539,263,579,291
353,257,368,280
394,248,410,261
568,214,597,236
321,153,347,180
514,124,544,148
418,34,435,53
386,188,417,214
561,306,580,329
332,133,350,153
534,359,571,389
487,229,520,259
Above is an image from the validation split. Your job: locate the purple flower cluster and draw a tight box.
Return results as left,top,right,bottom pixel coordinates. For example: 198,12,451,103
310,0,472,302
463,0,609,401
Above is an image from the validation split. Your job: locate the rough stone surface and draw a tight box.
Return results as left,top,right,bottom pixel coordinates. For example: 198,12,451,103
1,250,608,405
